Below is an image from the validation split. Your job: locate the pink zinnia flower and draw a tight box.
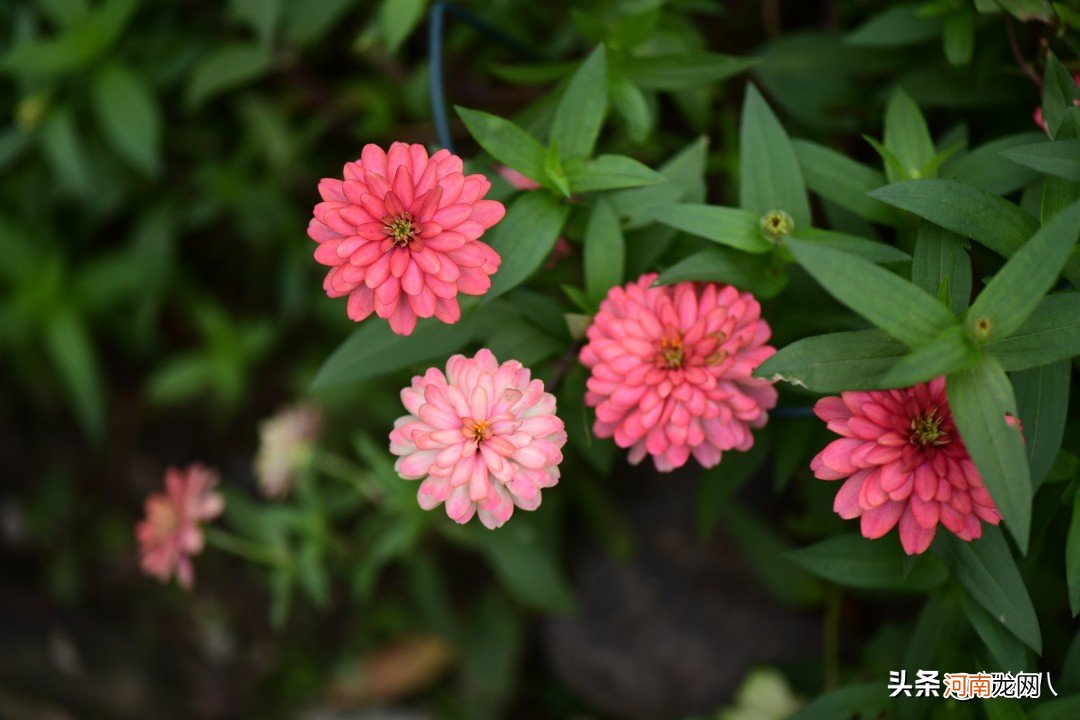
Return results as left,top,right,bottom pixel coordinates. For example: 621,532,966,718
579,274,778,472
309,143,505,335
1033,73,1080,133
389,349,567,528
136,464,224,589
811,377,1003,555
254,403,322,499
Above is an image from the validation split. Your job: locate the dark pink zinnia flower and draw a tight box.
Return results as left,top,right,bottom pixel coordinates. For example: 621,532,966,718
579,274,778,472
811,377,1003,555
309,143,505,335
136,464,224,589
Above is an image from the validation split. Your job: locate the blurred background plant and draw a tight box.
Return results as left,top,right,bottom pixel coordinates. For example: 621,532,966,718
1,0,1078,719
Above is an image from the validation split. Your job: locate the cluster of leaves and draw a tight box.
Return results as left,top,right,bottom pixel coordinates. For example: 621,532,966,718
3,0,1080,718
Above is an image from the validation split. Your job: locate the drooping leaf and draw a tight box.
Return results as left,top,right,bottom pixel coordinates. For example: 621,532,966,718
788,534,947,591
755,330,906,392
946,358,1032,552
1000,140,1080,181
954,584,1033,671
650,204,769,253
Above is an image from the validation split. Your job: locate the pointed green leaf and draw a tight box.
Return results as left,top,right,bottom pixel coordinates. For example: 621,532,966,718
1001,140,1080,181
550,44,607,161
985,292,1080,370
609,137,707,227
846,4,942,46
91,62,160,176
942,132,1046,194
583,198,624,303
456,106,546,184
792,228,910,264
755,330,906,392
787,238,957,347
880,325,979,388
966,200,1080,343
1043,51,1080,139
912,222,972,313
954,585,1033,671
739,85,811,228
943,9,974,66
788,534,947,591
946,357,1032,551
884,88,936,181
655,247,787,298
650,204,769,253
45,309,106,442
565,154,666,193
792,139,900,224
1012,360,1071,488
186,43,272,108
609,72,652,142
618,52,755,90
485,191,570,300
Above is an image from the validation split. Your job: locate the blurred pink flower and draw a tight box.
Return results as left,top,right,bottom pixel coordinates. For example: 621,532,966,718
1033,73,1080,132
136,464,224,589
309,143,505,335
389,349,566,528
497,165,541,191
811,378,1005,555
254,403,322,499
579,274,778,472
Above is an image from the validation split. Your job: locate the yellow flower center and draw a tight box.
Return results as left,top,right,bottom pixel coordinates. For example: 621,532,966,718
384,212,420,246
910,412,947,446
658,335,685,369
463,418,493,443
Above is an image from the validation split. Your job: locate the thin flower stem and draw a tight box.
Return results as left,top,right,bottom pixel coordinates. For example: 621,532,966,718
204,527,288,567
824,585,842,690
315,452,382,501
1006,17,1043,89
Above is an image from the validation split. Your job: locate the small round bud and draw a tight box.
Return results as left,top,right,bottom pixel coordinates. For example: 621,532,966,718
760,209,795,241
970,316,992,341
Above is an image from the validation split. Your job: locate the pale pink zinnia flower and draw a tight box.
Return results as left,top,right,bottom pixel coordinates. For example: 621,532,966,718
254,403,322,499
309,142,505,335
389,349,567,528
579,274,778,472
136,464,224,589
811,377,1004,555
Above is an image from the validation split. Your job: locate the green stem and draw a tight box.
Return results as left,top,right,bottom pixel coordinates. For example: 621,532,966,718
204,527,288,567
315,452,382,500
824,585,842,690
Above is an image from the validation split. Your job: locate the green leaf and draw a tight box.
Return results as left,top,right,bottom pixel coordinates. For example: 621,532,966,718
375,0,426,52
473,522,576,613
485,191,570,300
942,132,1047,194
618,52,755,90
484,318,563,368
788,535,947,591
230,0,282,45
91,62,160,176
1012,361,1071,488
550,45,607,161
39,107,93,198
985,293,1080,370
656,247,788,298
755,330,906,392
608,137,707,227
846,4,942,46
943,9,974,66
44,310,106,442
310,314,481,391
723,504,824,605
609,72,652,142
583,198,624,303
791,228,910,264
739,85,811,228
1001,140,1080,181
870,179,1051,271
966,200,1080,343
880,325,979,388
884,88,936,181
1043,51,1080,139
911,222,972,314
954,584,1033,671
565,154,666,193
543,140,571,197
787,683,888,720
186,43,272,108
1068,478,1080,615
650,204,769,253
937,527,1041,652
946,358,1032,552
786,238,957,347
456,107,547,185
792,139,900,224
0,0,138,78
